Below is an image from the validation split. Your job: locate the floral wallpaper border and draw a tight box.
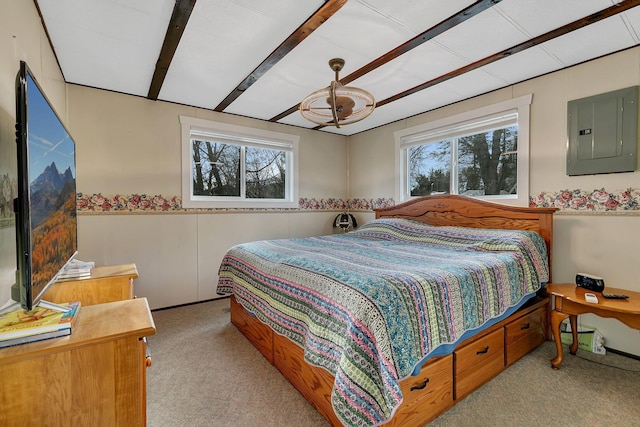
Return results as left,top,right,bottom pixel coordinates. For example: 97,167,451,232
299,197,395,211
75,189,640,215
529,188,640,214
76,193,395,214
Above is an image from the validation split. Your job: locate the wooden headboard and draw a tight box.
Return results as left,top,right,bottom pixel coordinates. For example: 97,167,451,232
374,195,558,278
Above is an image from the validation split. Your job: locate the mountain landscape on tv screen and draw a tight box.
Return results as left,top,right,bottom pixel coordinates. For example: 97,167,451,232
29,161,77,294
30,161,74,228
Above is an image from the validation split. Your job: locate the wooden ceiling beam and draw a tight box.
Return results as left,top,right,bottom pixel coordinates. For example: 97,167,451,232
269,0,503,123
377,0,640,108
147,0,197,100
214,0,348,112
144,0,639,130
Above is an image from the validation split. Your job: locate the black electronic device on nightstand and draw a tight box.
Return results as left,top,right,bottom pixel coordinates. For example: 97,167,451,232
576,273,605,292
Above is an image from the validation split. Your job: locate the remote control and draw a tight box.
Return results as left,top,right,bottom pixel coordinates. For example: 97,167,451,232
601,293,629,300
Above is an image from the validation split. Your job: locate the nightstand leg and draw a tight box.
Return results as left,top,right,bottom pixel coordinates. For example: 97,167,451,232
568,315,579,355
550,310,569,369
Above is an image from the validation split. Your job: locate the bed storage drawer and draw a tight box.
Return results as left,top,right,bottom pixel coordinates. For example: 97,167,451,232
272,332,340,426
230,296,274,364
391,355,453,426
454,328,505,400
505,305,547,366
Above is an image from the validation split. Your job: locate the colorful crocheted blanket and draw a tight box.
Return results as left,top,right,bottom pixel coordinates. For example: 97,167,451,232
217,218,549,426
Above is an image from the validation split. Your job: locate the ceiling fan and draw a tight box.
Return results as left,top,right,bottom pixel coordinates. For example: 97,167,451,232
299,58,376,128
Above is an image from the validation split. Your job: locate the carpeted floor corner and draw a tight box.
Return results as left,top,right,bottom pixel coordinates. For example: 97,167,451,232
147,298,640,427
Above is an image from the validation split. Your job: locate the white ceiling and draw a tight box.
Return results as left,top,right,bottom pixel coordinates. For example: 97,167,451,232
35,0,640,136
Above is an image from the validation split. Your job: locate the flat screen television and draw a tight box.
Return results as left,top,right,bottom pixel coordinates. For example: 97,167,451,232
11,60,78,311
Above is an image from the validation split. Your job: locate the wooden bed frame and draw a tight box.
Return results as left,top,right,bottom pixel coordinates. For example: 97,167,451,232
228,195,557,426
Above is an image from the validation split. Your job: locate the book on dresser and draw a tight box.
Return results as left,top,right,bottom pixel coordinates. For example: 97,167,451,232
0,328,71,349
57,259,95,279
0,301,81,346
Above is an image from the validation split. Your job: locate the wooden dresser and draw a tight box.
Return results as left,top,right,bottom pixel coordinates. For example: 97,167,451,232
0,264,155,427
43,263,139,306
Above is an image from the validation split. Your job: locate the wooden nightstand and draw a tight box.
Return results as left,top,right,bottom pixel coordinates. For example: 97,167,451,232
547,283,640,369
43,263,139,306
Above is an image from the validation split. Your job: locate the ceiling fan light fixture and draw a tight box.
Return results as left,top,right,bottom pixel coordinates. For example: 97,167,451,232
300,58,375,128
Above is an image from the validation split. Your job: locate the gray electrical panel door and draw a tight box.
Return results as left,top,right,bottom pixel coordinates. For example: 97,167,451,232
567,86,637,176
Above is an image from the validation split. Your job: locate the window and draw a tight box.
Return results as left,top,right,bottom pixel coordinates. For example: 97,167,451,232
395,95,532,206
181,116,299,208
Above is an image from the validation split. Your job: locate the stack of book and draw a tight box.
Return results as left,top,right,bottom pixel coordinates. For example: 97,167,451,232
0,301,81,348
57,259,95,280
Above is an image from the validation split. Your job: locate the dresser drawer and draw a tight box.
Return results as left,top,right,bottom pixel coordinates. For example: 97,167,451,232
505,305,546,366
391,355,453,426
454,328,505,400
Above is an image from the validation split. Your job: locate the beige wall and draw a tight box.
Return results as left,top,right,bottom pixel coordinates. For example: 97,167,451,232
349,47,640,356
76,210,340,308
68,86,348,198
0,0,67,307
350,48,640,198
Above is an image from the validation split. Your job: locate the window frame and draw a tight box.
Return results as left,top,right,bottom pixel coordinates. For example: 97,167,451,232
180,116,299,208
394,94,532,206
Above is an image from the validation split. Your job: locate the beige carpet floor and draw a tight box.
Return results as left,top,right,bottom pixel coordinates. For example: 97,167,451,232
147,298,640,427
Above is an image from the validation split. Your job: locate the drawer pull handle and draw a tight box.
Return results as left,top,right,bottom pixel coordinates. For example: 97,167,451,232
410,378,429,391
476,346,489,355
521,322,531,330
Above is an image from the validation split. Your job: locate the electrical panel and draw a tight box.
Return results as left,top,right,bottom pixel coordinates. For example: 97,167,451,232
566,86,638,176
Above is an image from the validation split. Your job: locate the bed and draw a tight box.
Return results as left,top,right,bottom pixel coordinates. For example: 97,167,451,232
217,195,557,426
